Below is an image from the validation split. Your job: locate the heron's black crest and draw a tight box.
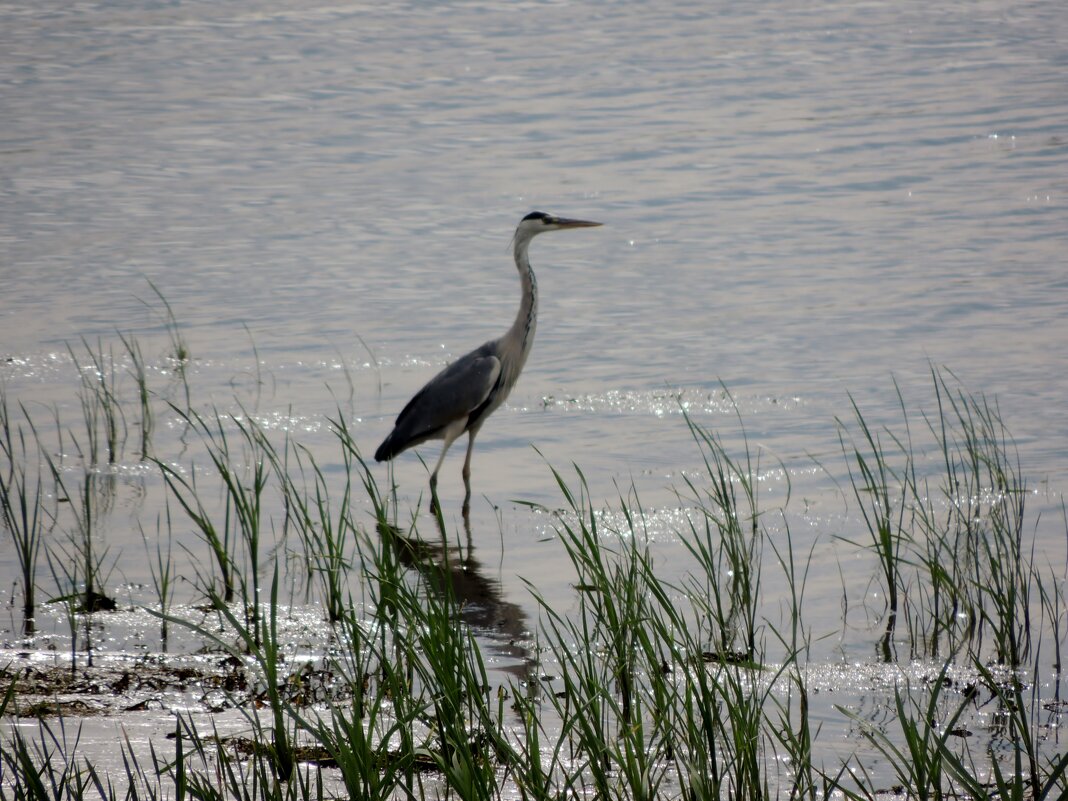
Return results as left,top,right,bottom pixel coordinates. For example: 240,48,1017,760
522,211,551,223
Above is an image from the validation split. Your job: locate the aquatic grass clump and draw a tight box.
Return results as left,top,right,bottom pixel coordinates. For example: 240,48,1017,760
928,374,1035,667
296,606,421,800
518,415,808,801
842,656,1068,801
67,338,127,469
142,278,192,414
941,661,1068,801
524,472,673,800
274,427,356,625
402,553,509,800
2,321,1067,801
184,407,275,646
507,377,1067,801
147,562,310,787
680,402,766,664
0,388,53,636
156,405,277,612
147,411,514,800
117,331,153,461
0,716,113,801
2,304,181,640
140,511,177,650
837,388,910,659
837,368,1054,668
842,661,972,801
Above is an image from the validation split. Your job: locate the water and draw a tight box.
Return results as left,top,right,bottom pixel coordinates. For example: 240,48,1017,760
2,0,1067,792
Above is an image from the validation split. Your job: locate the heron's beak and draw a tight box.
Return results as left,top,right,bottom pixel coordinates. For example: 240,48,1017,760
552,216,603,229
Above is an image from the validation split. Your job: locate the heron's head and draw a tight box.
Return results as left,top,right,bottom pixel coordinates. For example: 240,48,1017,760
514,211,602,246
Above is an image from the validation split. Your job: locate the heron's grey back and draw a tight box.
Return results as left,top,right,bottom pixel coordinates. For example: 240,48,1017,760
374,342,501,461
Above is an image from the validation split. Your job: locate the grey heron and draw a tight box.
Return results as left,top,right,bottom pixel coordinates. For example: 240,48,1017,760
374,211,602,512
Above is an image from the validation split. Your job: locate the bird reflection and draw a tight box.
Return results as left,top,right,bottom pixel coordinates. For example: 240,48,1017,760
378,512,533,683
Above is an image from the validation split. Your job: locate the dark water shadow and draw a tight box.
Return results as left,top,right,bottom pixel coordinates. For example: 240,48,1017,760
381,513,534,685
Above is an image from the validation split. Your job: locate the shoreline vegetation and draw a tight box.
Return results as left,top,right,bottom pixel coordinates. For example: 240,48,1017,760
2,316,1067,800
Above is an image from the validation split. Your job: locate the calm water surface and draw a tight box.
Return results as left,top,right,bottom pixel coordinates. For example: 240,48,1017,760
2,0,1067,789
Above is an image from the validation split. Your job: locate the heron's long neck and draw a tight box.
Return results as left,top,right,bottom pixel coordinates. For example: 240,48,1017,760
506,237,538,371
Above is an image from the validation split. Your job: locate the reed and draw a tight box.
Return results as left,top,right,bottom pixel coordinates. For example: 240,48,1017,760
836,388,912,660
939,659,1068,801
930,372,1034,666
681,402,764,662
155,403,273,610
43,543,82,677
296,607,421,801
522,440,782,801
48,468,116,617
140,510,176,650
199,409,273,649
157,456,237,604
404,554,505,800
67,338,127,468
147,562,296,784
841,661,973,801
523,478,641,798
117,330,153,461
0,717,109,801
0,390,51,635
143,279,191,414
764,523,819,801
273,431,354,625
835,368,1057,669
41,459,117,674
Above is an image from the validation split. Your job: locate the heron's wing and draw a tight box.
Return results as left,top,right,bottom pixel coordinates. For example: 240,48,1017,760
375,347,501,460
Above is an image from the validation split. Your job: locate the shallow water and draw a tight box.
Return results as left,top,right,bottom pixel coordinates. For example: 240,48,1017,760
2,0,1067,793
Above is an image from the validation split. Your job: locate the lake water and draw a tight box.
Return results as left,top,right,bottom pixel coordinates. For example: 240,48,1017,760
2,0,1067,792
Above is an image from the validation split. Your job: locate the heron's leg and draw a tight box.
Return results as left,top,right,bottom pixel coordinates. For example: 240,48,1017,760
461,429,478,515
429,428,460,514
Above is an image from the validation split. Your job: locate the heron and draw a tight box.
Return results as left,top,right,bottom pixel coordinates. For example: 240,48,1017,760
374,211,602,513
